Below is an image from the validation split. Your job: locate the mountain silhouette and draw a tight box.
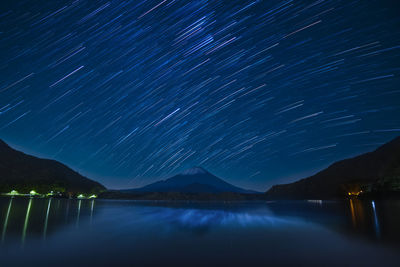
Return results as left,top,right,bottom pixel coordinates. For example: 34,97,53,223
124,167,257,194
266,136,400,199
0,139,106,194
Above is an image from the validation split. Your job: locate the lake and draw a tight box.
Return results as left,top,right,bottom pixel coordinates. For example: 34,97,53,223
0,197,399,266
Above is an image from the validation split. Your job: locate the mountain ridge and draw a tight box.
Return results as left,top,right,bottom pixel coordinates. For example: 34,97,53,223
0,139,106,194
265,136,400,199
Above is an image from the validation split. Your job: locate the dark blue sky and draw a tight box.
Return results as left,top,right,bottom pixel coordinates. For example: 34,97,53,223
0,0,399,190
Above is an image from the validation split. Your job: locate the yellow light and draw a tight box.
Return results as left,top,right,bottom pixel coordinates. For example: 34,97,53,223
348,191,362,197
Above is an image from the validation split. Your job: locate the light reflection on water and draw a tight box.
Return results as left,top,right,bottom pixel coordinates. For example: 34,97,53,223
76,199,81,228
21,198,32,247
43,198,52,240
1,197,12,243
0,198,399,266
371,200,381,238
159,208,296,232
0,197,96,245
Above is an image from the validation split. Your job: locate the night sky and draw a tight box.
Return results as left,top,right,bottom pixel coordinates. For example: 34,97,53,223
0,0,399,190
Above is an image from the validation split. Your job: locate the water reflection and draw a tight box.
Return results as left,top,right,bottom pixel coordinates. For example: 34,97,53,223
349,199,366,229
1,198,400,266
90,199,94,224
154,207,296,235
1,198,400,248
76,199,81,227
264,199,400,245
1,198,13,243
43,198,52,240
21,198,32,247
0,197,96,246
346,199,384,240
371,201,381,238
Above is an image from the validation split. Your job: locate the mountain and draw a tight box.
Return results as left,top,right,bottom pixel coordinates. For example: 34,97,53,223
266,136,400,199
0,139,106,194
123,167,257,194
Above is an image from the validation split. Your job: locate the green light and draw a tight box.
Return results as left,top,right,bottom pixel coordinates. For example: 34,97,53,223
29,190,38,196
4,190,19,196
9,190,19,196
77,194,85,199
88,194,97,199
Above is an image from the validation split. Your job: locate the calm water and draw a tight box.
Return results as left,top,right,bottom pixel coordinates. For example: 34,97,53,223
0,198,400,266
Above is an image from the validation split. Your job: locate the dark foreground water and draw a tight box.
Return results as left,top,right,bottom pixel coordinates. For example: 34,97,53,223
0,198,400,266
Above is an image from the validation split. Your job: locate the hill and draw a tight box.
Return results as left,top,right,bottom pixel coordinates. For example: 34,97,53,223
0,139,106,195
266,136,400,199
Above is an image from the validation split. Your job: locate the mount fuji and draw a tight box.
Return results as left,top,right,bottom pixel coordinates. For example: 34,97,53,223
123,167,257,194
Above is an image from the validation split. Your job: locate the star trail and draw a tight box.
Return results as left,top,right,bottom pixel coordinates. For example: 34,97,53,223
0,0,399,190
